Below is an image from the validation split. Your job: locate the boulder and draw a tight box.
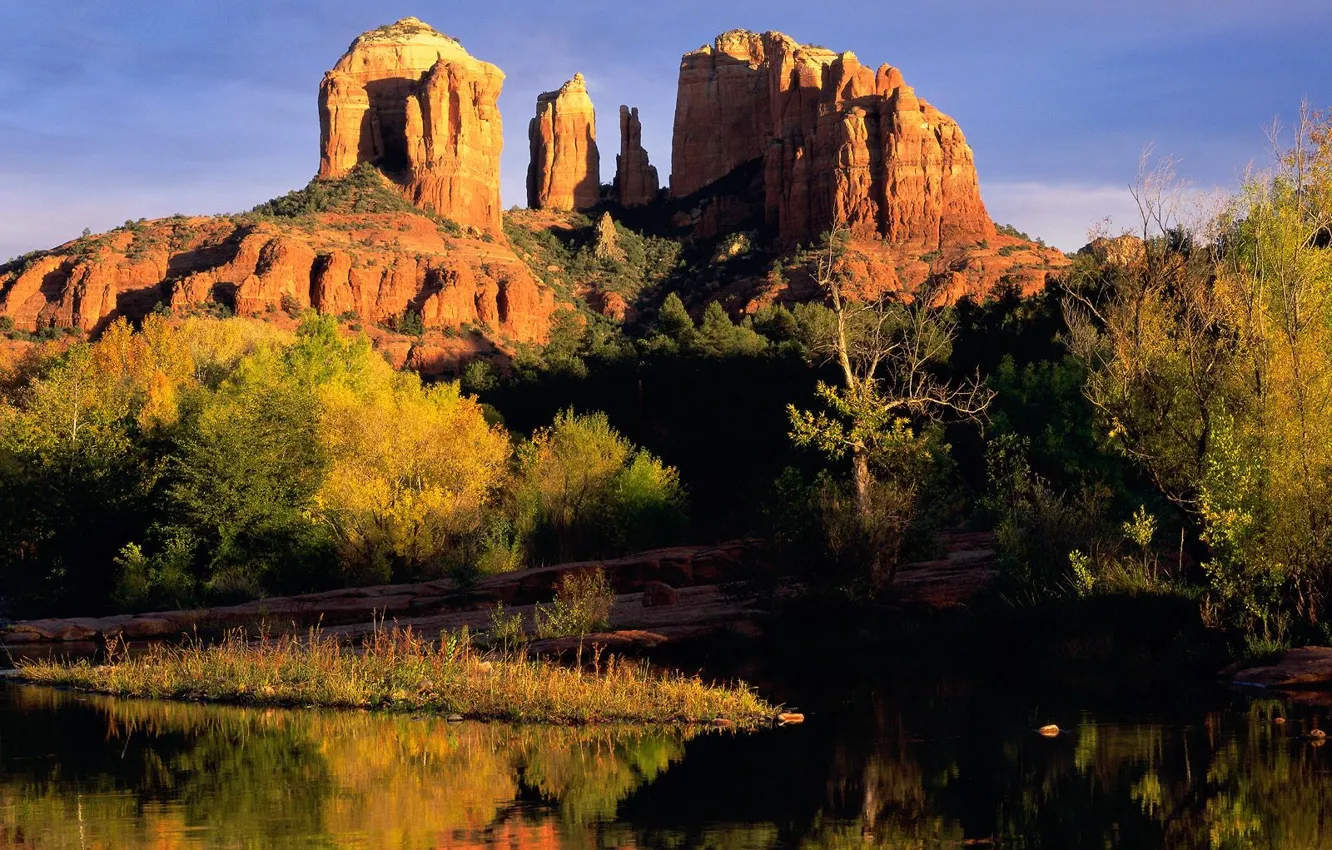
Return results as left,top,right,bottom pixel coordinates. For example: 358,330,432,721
642,581,680,607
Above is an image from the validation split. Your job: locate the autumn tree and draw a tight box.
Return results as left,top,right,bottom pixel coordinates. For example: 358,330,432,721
316,369,511,583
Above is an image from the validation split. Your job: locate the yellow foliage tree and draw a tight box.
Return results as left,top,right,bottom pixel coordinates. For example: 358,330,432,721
315,366,511,582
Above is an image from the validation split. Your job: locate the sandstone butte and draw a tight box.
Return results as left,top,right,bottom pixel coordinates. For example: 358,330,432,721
0,19,555,353
614,105,660,207
670,30,1068,302
318,17,505,234
527,73,601,211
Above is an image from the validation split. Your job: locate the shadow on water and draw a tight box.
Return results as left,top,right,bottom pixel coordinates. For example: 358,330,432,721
2,661,1332,849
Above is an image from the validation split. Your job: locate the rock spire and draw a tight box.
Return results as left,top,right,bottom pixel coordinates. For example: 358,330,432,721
527,73,601,210
614,106,660,207
670,30,995,249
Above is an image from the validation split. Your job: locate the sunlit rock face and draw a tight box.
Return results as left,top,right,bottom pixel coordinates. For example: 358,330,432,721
318,17,506,234
527,73,601,211
670,29,995,250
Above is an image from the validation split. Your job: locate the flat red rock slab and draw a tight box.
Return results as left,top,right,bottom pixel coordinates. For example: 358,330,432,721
1230,646,1332,690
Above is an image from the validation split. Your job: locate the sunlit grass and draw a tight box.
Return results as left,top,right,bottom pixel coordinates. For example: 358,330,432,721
13,625,776,726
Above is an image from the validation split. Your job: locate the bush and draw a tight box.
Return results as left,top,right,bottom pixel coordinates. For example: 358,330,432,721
517,410,686,562
487,601,527,658
534,568,616,638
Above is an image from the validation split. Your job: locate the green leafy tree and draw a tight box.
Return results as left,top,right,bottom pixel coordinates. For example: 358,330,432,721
516,410,685,562
788,231,992,590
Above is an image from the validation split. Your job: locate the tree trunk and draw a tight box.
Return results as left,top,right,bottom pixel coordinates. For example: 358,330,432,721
852,447,872,520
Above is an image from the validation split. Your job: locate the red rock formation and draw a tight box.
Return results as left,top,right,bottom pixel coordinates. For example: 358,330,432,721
0,20,560,350
671,30,995,250
1,213,556,345
614,105,659,207
318,18,505,234
526,74,600,211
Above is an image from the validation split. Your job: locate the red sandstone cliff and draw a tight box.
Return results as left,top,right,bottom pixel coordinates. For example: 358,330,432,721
527,74,601,211
0,211,555,346
318,18,506,234
614,106,660,207
0,19,558,350
671,30,994,251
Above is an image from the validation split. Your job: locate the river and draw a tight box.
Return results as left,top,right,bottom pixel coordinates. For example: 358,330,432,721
1,663,1328,848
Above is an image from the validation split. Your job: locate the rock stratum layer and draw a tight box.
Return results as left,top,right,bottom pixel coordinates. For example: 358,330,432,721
527,74,601,211
318,18,505,233
0,212,554,346
614,106,660,207
671,30,994,251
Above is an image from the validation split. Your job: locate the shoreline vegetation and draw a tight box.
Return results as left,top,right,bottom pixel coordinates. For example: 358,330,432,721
11,625,777,726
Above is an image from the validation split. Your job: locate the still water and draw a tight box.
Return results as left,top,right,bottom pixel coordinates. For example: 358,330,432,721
0,676,1328,849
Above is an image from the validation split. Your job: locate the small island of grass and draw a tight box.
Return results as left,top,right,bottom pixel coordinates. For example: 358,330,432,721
13,626,776,727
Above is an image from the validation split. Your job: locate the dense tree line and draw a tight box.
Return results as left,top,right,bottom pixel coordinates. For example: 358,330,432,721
0,315,683,617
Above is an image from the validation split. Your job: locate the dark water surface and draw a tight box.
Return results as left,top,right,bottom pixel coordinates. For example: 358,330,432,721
0,673,1329,848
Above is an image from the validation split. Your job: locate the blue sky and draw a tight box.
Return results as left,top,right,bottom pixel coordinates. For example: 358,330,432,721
2,0,1330,259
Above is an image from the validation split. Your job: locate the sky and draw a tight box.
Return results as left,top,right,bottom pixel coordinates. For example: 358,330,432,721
2,1,1331,260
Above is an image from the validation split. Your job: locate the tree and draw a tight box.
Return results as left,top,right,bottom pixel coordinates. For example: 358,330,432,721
788,230,993,589
316,372,511,583
516,410,685,562
1068,112,1332,634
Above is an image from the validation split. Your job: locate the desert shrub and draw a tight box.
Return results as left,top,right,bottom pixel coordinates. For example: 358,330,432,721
111,534,199,612
280,293,303,318
534,568,616,638
249,162,419,218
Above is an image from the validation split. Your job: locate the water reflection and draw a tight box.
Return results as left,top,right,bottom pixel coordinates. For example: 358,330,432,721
0,682,1328,848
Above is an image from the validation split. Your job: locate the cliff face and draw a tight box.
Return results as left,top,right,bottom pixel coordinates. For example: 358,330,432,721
671,30,994,251
527,74,601,211
318,18,505,234
614,106,660,207
0,213,555,345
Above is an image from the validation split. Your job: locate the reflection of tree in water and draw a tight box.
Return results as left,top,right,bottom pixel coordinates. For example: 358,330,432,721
4,684,1332,848
0,685,697,849
619,681,1332,850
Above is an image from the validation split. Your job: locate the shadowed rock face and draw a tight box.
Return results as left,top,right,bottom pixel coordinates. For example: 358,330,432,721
671,30,995,250
527,74,601,211
614,106,660,207
318,18,506,234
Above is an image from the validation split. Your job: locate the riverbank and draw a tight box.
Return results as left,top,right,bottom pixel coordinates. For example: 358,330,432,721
12,625,776,726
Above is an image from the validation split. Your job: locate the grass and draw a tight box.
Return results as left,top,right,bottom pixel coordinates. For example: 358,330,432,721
13,624,777,727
